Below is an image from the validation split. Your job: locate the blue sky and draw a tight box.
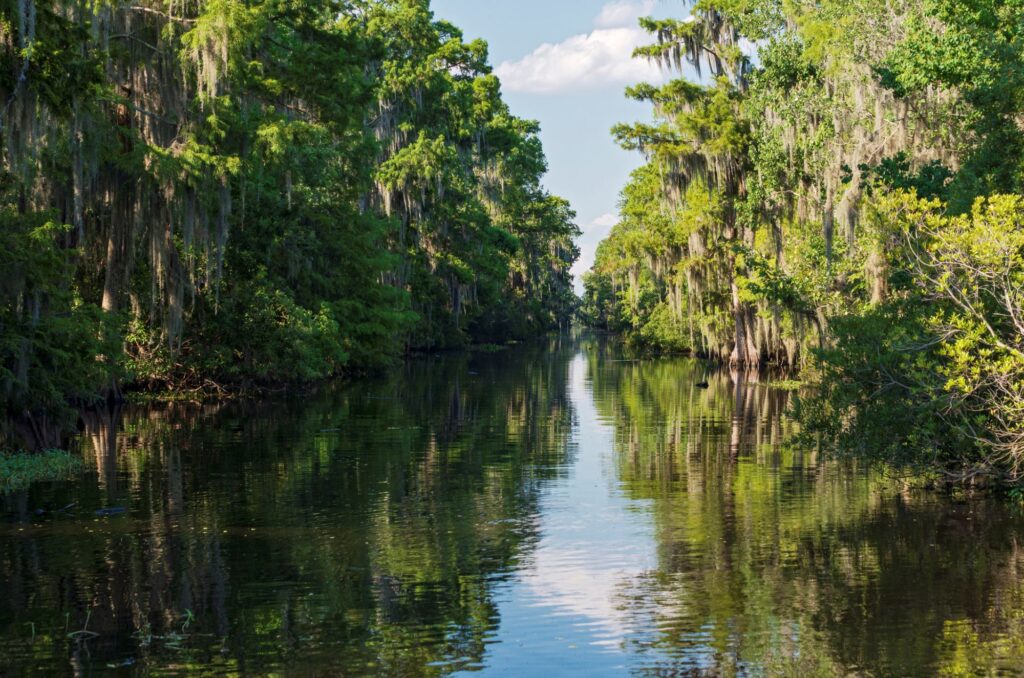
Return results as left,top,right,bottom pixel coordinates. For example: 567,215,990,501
431,0,677,291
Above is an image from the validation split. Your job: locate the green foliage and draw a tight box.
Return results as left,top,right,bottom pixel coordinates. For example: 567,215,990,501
883,0,1024,208
589,0,1024,485
865,153,955,201
798,294,961,470
0,207,120,419
0,0,578,438
801,192,1024,484
0,449,83,492
637,301,691,352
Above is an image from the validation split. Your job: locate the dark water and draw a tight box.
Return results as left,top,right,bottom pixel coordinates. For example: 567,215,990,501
3,337,1024,676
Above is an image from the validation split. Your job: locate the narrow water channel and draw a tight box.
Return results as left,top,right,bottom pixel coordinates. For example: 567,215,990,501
3,336,1024,675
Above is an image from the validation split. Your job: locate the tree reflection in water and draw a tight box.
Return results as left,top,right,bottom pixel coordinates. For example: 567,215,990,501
2,336,1024,675
1,338,576,674
585,339,1024,676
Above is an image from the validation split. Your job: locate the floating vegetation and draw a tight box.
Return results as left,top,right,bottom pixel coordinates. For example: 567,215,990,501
768,380,805,391
0,450,83,493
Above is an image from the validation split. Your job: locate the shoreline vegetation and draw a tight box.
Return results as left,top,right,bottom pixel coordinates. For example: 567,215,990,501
1,1,579,452
3,0,1022,496
117,339,520,404
0,333,530,492
580,0,1024,489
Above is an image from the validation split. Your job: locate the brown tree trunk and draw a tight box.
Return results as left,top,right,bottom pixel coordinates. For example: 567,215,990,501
729,281,760,367
101,231,119,313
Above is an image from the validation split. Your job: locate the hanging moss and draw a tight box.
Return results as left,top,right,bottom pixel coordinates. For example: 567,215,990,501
0,0,579,445
585,0,983,370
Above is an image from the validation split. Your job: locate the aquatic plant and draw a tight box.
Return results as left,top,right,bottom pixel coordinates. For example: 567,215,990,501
0,449,82,492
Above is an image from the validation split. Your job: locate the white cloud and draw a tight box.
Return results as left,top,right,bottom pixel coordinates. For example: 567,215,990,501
594,0,656,29
588,212,619,231
522,545,638,644
495,23,666,94
493,1,673,95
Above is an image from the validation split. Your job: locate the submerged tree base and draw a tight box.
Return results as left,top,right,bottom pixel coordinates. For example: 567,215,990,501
0,450,84,493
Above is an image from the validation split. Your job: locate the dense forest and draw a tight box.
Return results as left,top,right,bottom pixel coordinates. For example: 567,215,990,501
582,0,1024,485
0,0,579,447
8,1,1024,673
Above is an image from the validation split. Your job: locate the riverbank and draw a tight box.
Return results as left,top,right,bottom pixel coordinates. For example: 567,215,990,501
3,337,531,454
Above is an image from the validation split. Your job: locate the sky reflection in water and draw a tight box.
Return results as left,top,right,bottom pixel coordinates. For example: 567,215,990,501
3,336,1024,676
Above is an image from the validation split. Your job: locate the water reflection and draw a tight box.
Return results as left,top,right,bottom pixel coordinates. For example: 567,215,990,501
582,339,1024,676
1,339,576,675
2,336,1024,675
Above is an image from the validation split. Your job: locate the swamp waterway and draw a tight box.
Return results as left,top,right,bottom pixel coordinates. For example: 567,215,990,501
3,336,1024,675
